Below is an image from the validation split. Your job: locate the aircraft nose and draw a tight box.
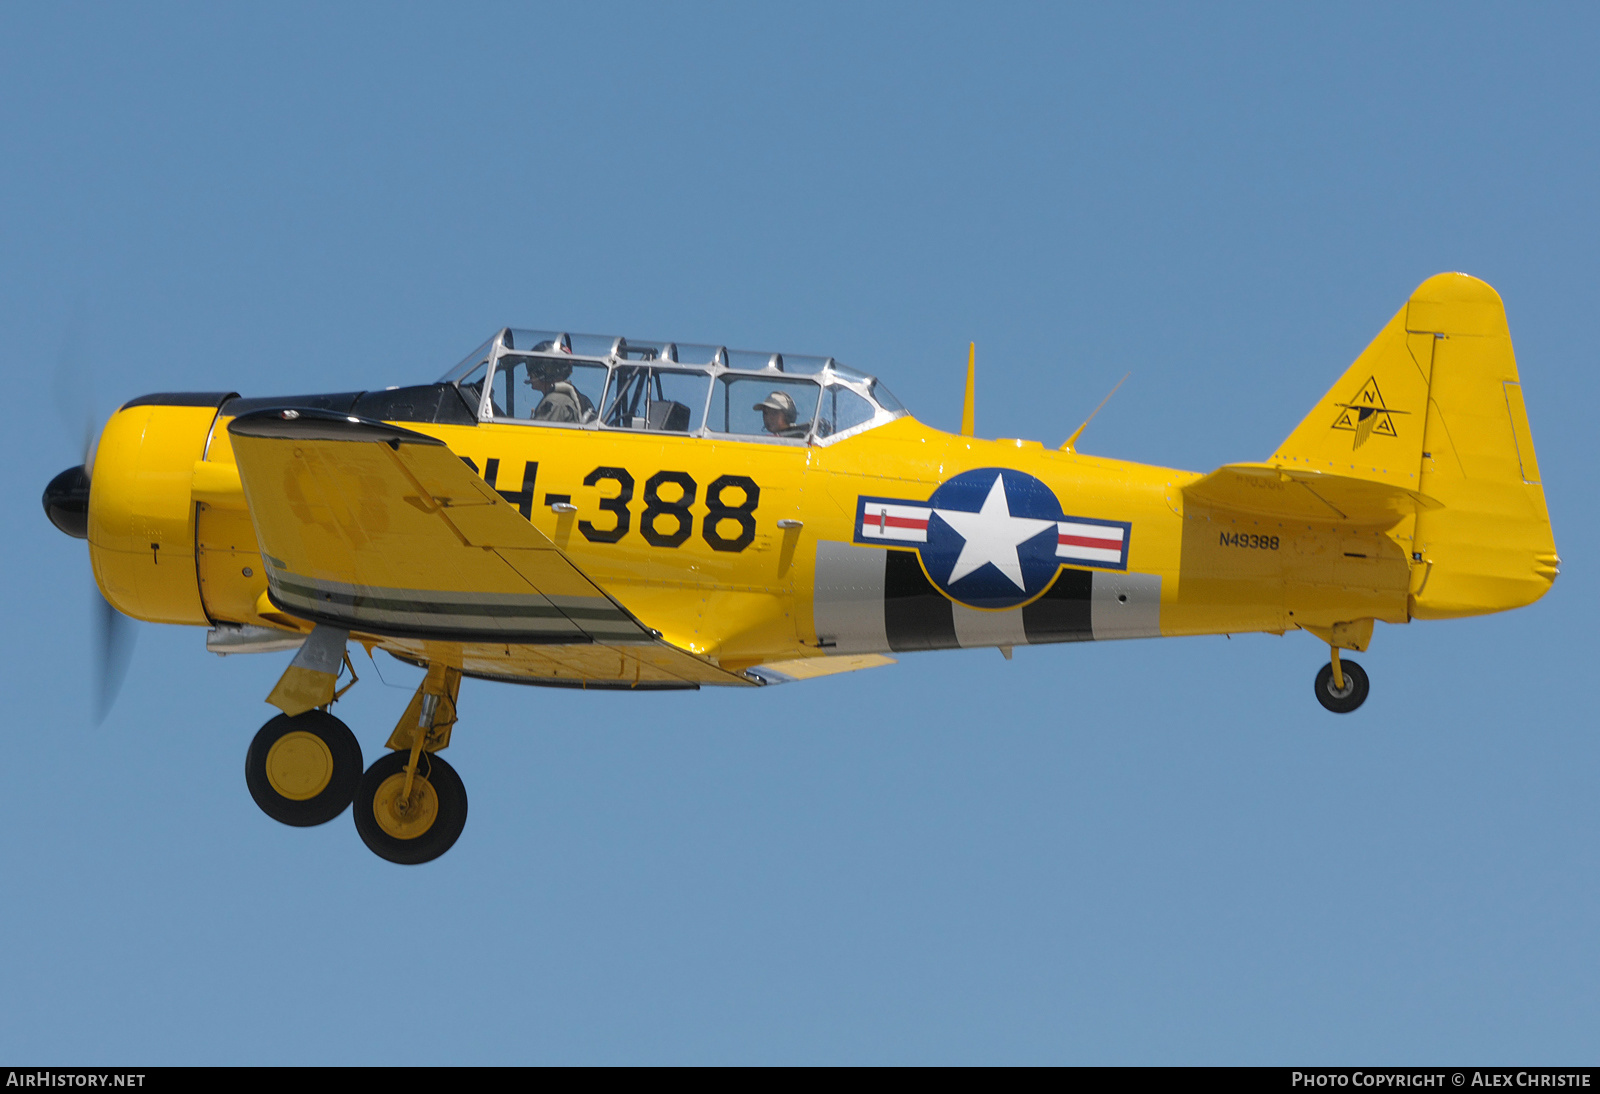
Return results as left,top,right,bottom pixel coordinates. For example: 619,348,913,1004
43,465,90,539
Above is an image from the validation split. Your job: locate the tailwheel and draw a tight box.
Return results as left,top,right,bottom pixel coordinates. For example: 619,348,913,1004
352,750,468,865
245,710,364,826
1314,656,1369,714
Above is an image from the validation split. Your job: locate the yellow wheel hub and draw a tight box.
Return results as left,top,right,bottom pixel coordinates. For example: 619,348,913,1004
372,771,439,840
265,731,335,801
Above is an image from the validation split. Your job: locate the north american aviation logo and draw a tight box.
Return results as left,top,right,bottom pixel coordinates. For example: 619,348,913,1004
854,468,1130,610
1331,376,1407,450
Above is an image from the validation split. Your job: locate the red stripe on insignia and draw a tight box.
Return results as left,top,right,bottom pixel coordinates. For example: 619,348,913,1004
1058,533,1121,550
879,516,928,531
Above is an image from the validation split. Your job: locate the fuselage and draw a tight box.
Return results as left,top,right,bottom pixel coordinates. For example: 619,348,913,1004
94,391,1409,682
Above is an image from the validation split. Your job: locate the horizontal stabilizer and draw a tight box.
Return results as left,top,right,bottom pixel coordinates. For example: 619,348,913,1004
1184,463,1438,526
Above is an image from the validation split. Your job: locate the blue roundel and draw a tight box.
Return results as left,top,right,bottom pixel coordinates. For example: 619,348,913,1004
922,468,1067,609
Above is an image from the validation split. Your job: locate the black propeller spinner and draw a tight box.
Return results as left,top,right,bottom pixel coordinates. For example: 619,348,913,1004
42,464,90,539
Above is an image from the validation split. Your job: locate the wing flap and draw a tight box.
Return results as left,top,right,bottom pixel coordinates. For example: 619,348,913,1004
746,653,897,684
383,635,750,689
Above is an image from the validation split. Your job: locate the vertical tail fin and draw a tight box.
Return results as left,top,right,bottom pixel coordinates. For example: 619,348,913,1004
1274,273,1557,619
1272,296,1433,492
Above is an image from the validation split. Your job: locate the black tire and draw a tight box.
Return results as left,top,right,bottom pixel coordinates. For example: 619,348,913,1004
352,750,468,865
245,711,364,827
1314,659,1370,714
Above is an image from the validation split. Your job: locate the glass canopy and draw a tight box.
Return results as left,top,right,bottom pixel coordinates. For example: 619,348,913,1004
439,328,906,444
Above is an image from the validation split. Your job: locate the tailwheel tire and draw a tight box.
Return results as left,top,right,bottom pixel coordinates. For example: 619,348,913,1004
245,711,364,827
352,750,468,865
1314,659,1370,714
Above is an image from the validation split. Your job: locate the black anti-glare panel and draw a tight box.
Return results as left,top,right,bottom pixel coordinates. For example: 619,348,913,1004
351,383,479,425
222,392,364,416
121,391,237,410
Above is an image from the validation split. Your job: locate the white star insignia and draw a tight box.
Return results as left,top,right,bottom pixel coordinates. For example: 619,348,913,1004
934,474,1056,591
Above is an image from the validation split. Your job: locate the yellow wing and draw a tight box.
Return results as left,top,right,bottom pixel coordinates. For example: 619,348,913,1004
228,408,753,688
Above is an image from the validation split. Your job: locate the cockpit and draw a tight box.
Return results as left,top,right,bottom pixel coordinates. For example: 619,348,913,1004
439,329,907,444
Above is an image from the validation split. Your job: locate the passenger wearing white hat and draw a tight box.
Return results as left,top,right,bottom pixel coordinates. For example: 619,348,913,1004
754,390,808,438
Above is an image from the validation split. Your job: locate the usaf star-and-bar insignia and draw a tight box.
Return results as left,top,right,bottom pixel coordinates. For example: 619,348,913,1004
854,467,1131,610
1331,376,1408,450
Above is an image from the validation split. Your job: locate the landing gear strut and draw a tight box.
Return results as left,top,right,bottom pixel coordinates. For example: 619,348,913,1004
245,710,364,826
1314,650,1369,714
351,662,468,865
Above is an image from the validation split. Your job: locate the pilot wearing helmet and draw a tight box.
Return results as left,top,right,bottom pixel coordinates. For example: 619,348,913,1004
526,359,594,423
755,390,808,438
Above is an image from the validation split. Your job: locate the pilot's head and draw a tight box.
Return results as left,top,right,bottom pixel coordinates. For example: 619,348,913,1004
525,358,573,393
754,391,799,435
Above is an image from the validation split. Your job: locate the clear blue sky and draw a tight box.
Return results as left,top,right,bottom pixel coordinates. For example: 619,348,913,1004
3,3,1597,1064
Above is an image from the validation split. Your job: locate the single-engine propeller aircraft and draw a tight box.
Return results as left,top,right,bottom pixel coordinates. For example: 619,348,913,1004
42,273,1558,864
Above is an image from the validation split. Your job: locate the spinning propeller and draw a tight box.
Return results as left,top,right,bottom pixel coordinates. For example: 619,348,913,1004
44,353,135,723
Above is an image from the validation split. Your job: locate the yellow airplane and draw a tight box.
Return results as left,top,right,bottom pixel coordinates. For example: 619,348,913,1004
41,272,1557,864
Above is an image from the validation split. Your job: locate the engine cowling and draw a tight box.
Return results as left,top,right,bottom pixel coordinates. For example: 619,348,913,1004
87,394,235,626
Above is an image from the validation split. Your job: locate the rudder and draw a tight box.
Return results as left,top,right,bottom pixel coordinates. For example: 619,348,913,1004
1405,274,1557,617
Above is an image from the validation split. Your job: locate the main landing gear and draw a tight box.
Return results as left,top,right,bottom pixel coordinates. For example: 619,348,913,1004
352,750,468,865
1313,649,1369,714
246,710,365,826
247,655,468,865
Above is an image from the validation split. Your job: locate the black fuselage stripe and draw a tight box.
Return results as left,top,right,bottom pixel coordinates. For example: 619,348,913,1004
883,550,959,652
1022,567,1093,643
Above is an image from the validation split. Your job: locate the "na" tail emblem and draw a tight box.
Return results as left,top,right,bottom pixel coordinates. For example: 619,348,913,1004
1331,377,1407,450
